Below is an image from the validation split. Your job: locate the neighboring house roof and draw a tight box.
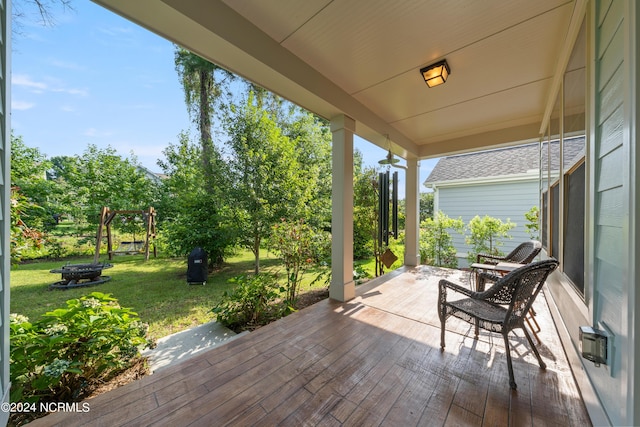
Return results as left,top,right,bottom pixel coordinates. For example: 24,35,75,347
424,136,585,186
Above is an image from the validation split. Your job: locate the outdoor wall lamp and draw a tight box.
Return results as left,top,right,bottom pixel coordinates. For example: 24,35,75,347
420,59,450,88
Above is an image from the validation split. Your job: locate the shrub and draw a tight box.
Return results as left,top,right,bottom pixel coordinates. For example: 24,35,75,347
269,219,317,306
465,215,516,264
10,292,152,407
420,212,464,268
212,274,283,331
525,206,540,240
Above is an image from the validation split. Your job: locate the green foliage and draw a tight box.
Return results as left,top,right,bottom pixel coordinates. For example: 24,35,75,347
225,91,312,273
174,47,235,188
59,145,157,231
465,215,516,264
282,112,333,230
157,132,236,265
9,292,152,405
269,219,318,306
353,152,378,259
420,192,434,223
420,211,464,267
10,187,47,264
525,206,540,240
11,133,57,233
212,274,283,331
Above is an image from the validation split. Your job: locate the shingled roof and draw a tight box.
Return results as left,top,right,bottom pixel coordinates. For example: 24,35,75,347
424,137,584,185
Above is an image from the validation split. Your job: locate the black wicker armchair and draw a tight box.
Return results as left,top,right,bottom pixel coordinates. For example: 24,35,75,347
438,259,559,389
476,240,542,265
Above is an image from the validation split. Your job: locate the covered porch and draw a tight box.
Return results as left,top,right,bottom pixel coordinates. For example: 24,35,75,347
35,267,590,426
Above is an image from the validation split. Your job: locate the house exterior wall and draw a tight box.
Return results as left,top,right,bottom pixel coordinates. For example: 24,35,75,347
0,0,9,424
591,1,626,423
433,178,539,267
547,2,638,425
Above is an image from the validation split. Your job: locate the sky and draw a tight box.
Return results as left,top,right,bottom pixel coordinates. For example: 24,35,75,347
11,1,436,197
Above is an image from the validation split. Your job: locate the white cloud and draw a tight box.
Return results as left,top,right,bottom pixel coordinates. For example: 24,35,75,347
53,87,89,97
12,74,88,97
12,74,47,90
12,100,35,110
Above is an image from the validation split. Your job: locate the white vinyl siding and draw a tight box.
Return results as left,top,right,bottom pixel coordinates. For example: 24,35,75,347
0,1,9,424
588,1,629,425
435,179,539,266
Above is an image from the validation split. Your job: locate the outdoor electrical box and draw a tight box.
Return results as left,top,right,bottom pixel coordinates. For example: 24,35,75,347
187,247,208,285
579,326,608,366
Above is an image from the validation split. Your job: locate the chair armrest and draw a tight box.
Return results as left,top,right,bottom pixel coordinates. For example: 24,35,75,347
476,272,501,292
476,253,504,264
438,279,473,298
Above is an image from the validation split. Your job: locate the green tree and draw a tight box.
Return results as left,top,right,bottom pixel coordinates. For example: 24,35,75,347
156,132,235,265
225,91,306,274
420,211,464,267
353,151,378,260
465,215,516,264
48,155,83,229
174,47,234,189
10,133,56,230
269,219,316,306
62,145,157,232
281,111,332,230
524,206,540,240
420,192,434,223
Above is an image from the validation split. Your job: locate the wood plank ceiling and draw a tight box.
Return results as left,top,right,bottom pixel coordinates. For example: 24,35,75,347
93,0,576,160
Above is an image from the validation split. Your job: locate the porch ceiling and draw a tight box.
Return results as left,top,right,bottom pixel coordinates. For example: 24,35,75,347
93,0,577,160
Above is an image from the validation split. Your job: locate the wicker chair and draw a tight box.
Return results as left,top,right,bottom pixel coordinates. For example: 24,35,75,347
476,240,542,265
438,259,559,389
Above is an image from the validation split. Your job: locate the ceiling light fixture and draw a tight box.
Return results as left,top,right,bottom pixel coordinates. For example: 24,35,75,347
420,59,450,88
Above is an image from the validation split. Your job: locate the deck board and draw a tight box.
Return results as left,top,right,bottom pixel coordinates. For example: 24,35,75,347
32,266,592,427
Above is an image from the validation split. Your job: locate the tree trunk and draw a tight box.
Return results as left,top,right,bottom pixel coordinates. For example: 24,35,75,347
253,234,261,274
199,69,214,190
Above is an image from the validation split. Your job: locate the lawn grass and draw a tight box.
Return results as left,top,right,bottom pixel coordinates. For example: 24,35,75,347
10,251,329,340
11,236,404,341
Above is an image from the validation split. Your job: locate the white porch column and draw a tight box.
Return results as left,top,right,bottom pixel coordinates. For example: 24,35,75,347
330,115,356,302
404,158,420,266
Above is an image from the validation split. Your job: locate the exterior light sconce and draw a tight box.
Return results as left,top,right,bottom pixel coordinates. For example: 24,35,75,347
420,59,450,88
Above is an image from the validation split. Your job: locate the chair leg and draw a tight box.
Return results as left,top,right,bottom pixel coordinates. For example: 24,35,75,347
502,331,517,389
440,319,446,351
528,308,541,332
523,326,546,369
525,317,540,344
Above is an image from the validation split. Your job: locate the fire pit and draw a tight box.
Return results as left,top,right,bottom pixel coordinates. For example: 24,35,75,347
49,263,113,290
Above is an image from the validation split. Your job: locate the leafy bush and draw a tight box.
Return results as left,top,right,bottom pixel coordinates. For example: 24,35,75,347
465,215,516,264
525,206,540,240
10,292,152,406
269,219,318,306
212,274,283,331
420,211,464,268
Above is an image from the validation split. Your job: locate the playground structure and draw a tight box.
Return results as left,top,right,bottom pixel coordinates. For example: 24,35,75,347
94,206,157,263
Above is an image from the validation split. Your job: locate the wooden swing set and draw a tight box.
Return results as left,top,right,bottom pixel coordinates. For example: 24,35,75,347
94,206,157,263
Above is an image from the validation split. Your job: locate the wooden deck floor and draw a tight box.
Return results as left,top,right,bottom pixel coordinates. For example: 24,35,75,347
34,266,591,426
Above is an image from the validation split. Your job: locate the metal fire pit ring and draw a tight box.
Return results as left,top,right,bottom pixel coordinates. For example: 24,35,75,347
49,263,113,290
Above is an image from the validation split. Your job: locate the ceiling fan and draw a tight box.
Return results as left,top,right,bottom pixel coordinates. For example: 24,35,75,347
378,149,400,165
378,135,406,169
